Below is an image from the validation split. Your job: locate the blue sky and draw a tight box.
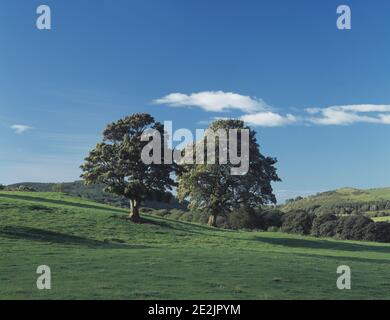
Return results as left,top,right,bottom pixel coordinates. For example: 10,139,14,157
1,0,390,202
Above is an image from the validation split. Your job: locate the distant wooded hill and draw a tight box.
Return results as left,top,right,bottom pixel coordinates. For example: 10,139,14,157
6,183,390,217
281,187,390,216
6,181,188,211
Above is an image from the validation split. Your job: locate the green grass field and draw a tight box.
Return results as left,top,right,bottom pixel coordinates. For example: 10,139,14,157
1,191,390,299
373,216,390,222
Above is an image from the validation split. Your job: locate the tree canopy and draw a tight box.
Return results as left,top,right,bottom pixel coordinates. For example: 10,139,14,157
177,119,280,227
80,113,176,222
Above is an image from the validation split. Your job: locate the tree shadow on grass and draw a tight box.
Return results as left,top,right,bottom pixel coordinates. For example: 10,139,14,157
291,251,390,265
0,193,231,236
120,214,237,240
0,193,125,214
253,235,390,254
142,214,235,233
0,226,149,249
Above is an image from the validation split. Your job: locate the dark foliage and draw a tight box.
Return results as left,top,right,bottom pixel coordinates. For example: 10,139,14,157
281,211,315,235
336,215,374,240
311,213,338,237
317,220,338,238
228,206,257,230
364,222,390,243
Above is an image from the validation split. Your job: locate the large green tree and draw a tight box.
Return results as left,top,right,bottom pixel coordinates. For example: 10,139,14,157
80,113,175,222
177,119,280,227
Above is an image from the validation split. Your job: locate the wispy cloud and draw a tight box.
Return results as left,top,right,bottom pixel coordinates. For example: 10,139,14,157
306,104,390,125
10,124,33,134
153,91,268,113
240,112,298,127
154,91,296,127
155,92,390,128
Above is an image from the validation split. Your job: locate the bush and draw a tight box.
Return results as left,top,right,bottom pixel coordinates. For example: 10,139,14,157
311,213,338,237
258,211,283,230
267,226,280,232
317,220,338,238
281,211,315,235
216,215,229,229
364,222,390,243
0,184,5,190
227,208,282,231
228,206,256,230
336,215,374,240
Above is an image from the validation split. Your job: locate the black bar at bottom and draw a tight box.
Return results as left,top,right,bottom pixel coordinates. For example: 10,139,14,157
0,300,388,318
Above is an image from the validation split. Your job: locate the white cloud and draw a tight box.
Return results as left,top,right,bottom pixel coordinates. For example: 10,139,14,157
378,114,390,124
153,91,268,113
154,91,298,127
155,91,390,128
306,104,390,125
240,112,298,127
336,104,390,113
10,124,33,134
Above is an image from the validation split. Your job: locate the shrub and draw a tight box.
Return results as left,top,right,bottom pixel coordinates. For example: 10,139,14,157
336,215,374,240
0,184,5,190
227,208,282,231
228,206,256,230
281,211,315,235
216,215,229,229
317,220,338,238
311,213,338,237
267,226,280,232
257,210,283,230
364,222,390,243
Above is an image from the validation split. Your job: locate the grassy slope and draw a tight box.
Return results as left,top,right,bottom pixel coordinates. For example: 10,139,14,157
372,216,390,222
282,187,390,212
1,191,390,299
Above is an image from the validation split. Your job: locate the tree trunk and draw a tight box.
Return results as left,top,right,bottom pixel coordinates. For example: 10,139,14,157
129,199,140,222
208,214,217,227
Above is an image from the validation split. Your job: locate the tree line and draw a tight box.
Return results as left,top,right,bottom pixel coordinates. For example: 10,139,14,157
281,211,390,243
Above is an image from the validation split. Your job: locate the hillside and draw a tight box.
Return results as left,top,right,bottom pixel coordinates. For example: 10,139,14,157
6,181,188,211
1,191,390,299
282,187,390,216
